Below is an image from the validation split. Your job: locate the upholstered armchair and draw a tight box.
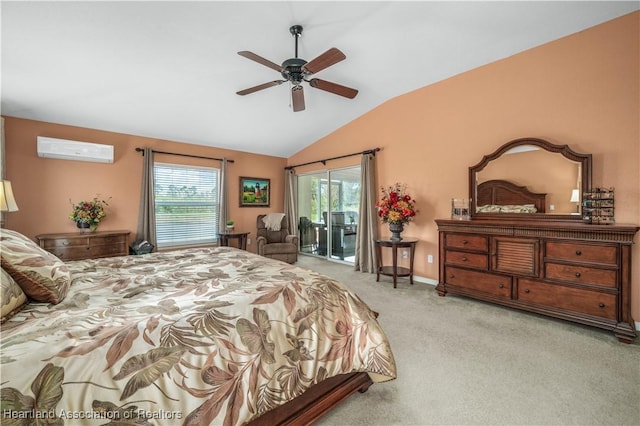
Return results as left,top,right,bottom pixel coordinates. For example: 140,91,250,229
256,214,298,264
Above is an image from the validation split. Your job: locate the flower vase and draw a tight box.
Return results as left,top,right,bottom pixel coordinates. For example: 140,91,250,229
389,222,404,241
76,221,91,233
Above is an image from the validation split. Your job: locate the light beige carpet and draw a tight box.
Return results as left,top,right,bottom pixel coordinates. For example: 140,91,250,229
295,255,640,426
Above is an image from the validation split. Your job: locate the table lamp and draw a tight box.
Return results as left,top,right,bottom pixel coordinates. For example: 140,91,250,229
570,188,580,213
1,180,19,228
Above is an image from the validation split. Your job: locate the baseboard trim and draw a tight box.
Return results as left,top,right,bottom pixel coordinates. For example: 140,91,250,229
413,275,438,286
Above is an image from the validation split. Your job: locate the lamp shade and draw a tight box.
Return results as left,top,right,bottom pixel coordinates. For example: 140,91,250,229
570,189,580,203
0,180,19,212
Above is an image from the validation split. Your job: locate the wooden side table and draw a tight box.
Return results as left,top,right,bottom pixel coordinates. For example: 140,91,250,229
217,231,250,250
375,238,418,288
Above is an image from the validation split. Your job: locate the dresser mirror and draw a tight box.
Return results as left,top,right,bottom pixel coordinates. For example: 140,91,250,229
469,138,592,220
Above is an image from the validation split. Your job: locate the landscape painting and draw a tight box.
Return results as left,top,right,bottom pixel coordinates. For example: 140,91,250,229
240,177,270,207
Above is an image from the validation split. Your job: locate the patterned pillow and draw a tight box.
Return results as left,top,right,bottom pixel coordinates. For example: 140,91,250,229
0,228,70,304
1,267,28,322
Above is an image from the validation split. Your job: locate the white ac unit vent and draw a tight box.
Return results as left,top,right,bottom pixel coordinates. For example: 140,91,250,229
37,137,114,163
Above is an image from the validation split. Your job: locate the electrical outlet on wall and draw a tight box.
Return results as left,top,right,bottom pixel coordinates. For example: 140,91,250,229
427,254,434,264
247,238,252,245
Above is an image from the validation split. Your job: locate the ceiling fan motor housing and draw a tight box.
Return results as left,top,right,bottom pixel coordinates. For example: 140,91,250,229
281,58,307,84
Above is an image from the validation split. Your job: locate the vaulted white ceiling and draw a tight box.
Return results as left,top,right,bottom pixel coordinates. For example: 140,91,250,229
2,1,637,157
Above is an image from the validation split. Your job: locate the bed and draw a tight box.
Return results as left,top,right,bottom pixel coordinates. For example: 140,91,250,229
476,179,546,213
0,228,396,425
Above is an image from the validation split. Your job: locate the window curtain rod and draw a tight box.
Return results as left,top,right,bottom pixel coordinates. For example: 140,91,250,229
284,147,380,170
135,147,234,163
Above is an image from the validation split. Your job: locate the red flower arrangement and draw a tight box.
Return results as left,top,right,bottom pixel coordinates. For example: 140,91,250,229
375,183,417,225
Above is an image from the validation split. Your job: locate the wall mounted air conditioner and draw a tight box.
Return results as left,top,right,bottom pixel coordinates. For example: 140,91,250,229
37,136,114,163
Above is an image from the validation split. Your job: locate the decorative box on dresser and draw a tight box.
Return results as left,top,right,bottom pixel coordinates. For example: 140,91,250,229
36,230,130,261
436,219,638,343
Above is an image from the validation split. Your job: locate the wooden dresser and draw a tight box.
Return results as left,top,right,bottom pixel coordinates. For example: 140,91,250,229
36,230,130,261
436,219,639,342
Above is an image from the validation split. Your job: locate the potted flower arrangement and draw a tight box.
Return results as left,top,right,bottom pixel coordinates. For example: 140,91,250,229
375,183,417,241
226,219,235,230
69,196,110,232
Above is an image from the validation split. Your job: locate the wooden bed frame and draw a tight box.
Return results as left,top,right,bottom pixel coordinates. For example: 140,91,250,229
477,179,546,213
249,372,373,425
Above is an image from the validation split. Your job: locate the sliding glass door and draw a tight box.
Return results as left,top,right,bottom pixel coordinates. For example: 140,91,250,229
297,166,360,262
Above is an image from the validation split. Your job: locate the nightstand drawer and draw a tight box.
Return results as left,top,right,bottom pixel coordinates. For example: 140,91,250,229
545,241,617,265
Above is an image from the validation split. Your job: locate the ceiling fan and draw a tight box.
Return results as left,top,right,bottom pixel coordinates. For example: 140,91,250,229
236,25,358,112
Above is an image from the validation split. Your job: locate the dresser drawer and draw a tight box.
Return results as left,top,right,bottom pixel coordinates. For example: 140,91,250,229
518,278,616,319
47,246,90,261
545,263,617,288
39,236,91,249
545,241,617,265
445,266,511,298
445,233,488,251
445,250,488,269
88,234,128,246
88,243,127,258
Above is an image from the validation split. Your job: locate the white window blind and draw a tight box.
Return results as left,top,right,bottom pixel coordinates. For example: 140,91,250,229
154,162,219,248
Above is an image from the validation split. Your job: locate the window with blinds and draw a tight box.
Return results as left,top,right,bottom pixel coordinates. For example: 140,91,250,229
154,162,219,248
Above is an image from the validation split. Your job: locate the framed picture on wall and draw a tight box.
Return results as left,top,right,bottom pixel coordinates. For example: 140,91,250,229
240,177,270,207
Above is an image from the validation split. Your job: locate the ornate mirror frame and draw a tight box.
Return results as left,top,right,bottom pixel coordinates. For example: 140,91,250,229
469,137,592,221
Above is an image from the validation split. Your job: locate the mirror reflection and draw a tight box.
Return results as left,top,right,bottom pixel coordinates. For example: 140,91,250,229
475,145,583,215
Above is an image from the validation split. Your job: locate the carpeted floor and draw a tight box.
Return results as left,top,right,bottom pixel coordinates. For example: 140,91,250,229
295,255,640,426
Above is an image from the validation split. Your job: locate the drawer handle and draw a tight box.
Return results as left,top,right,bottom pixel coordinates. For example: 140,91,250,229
63,241,69,246
462,240,468,245
461,256,468,261
449,274,455,279
575,272,581,278
524,289,530,294
575,250,582,256
599,303,605,308
499,284,504,289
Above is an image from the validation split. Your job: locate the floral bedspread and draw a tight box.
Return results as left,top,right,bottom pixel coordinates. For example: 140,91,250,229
1,247,396,425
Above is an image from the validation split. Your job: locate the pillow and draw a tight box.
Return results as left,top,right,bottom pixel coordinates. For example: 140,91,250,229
476,204,538,214
0,228,70,304
1,267,28,322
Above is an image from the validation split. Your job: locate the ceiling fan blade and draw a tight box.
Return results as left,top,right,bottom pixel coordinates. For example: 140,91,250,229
309,78,358,99
236,80,285,96
238,51,283,72
291,85,305,112
303,48,346,74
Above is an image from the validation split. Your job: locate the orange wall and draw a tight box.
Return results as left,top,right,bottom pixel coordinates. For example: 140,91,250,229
2,118,287,253
288,13,640,317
